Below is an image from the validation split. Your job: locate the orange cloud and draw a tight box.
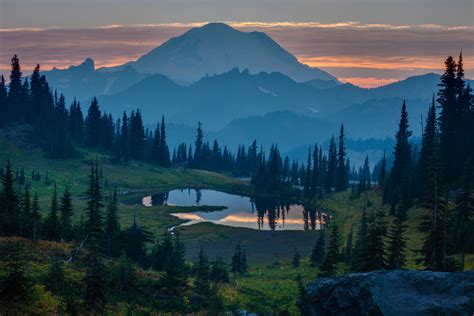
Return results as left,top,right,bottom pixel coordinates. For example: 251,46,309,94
0,21,472,88
338,77,400,88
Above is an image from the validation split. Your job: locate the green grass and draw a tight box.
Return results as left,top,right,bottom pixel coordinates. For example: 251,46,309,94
221,261,318,315
0,131,251,200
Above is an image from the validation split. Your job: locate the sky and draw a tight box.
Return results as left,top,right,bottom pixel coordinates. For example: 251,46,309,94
0,0,473,87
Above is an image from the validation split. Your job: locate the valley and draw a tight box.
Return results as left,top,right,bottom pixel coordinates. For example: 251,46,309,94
0,17,473,315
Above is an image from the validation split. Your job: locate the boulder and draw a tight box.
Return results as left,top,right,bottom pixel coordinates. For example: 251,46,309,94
302,270,474,316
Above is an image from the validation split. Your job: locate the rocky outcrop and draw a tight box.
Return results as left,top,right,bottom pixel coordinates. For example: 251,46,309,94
302,270,474,316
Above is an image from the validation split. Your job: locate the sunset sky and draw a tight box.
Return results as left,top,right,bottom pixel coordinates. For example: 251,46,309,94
1,0,472,88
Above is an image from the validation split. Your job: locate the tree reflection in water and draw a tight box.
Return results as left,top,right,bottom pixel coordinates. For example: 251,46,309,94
252,195,329,231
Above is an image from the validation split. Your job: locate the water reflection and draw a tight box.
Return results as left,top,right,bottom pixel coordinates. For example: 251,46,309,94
141,189,330,231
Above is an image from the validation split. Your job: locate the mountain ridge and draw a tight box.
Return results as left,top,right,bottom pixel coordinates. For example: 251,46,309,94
103,22,336,84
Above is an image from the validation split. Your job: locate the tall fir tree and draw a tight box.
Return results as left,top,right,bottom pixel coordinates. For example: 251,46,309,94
386,214,407,269
195,248,211,297
85,159,103,249
129,109,145,160
385,101,413,212
325,136,337,193
19,186,31,237
419,96,440,207
310,231,325,267
352,209,368,271
105,188,119,258
335,124,347,192
59,187,73,240
303,148,312,198
437,55,460,185
84,252,107,313
159,116,171,167
320,223,340,276
193,122,204,168
362,210,387,271
0,160,20,236
0,75,7,126
7,55,25,122
119,111,130,160
85,97,102,147
151,122,161,164
162,232,187,295
47,185,59,241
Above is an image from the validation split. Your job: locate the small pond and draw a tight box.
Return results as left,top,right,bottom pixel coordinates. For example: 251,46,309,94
141,189,330,231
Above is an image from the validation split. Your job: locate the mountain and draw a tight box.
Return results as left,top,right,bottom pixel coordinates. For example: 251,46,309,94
209,111,336,152
98,68,471,130
97,68,326,129
43,58,148,100
101,23,336,84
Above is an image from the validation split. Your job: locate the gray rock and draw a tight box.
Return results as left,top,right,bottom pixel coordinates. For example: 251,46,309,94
302,270,474,316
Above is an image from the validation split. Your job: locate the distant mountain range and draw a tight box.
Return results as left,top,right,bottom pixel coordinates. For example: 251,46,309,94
103,23,336,84
37,22,473,163
43,22,336,99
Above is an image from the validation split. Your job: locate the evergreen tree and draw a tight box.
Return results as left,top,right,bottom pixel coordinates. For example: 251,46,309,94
129,109,145,160
242,250,247,274
151,122,161,164
358,155,371,194
6,55,25,122
310,231,325,267
118,212,153,265
109,253,137,303
159,116,171,167
162,232,187,295
195,248,211,297
210,257,229,283
453,162,474,259
419,97,440,206
31,193,41,241
0,241,31,312
45,252,66,296
344,226,353,263
193,122,204,168
385,101,413,212
59,187,73,240
69,99,84,143
85,97,102,147
352,209,368,271
335,124,347,192
85,159,103,249
19,186,31,237
0,160,20,236
320,223,340,276
386,215,407,269
303,148,312,198
231,242,247,275
105,188,119,258
47,185,59,241
363,210,387,271
419,182,450,271
0,75,7,126
119,111,130,160
267,145,282,191
84,252,107,313
311,144,319,195
437,56,459,185
325,136,337,193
